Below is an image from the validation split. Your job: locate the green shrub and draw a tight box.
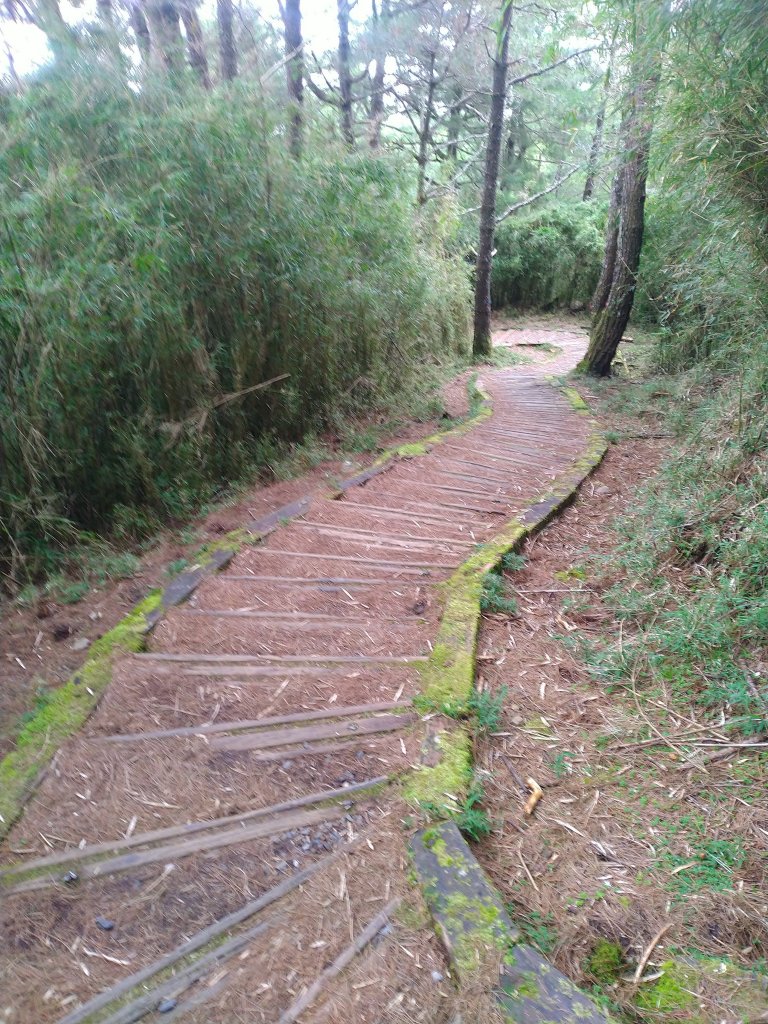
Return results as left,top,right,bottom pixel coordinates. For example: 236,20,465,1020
480,571,518,615
0,67,470,586
490,202,605,311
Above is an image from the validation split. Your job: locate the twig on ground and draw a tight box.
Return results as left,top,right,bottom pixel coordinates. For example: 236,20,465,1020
632,922,674,985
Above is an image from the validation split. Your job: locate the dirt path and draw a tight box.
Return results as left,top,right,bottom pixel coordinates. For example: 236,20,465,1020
0,325,595,1023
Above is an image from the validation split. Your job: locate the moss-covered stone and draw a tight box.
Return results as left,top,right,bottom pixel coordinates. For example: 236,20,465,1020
404,729,472,810
0,590,161,837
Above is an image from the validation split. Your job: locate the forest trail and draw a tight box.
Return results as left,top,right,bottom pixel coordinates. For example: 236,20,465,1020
0,325,596,1023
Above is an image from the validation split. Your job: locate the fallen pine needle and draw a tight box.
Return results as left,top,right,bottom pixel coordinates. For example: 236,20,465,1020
551,817,586,837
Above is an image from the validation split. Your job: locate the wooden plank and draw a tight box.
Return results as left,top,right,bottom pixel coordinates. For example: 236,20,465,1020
179,663,412,678
384,479,509,500
293,520,472,550
429,456,512,481
8,806,345,895
100,702,412,742
160,977,229,1021
0,777,386,879
334,500,480,528
249,737,386,763
420,465,515,491
412,822,613,1024
144,546,236,631
242,548,455,569
414,496,509,516
136,652,427,664
178,609,425,628
211,712,416,753
437,443,548,470
96,918,275,1024
219,574,415,586
337,460,394,491
248,495,313,533
277,899,401,1024
55,851,343,1024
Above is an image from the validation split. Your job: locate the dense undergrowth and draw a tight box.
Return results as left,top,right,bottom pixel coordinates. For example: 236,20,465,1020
0,67,470,590
585,0,768,737
582,369,768,738
490,202,605,311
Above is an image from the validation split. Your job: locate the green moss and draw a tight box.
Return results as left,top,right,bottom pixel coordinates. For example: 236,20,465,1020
508,973,541,1000
426,836,457,868
0,590,161,837
371,380,492,470
196,528,255,561
440,890,508,972
635,961,703,1019
586,940,625,983
403,729,472,811
560,386,590,414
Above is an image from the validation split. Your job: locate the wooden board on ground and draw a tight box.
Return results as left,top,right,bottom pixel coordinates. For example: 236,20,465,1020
411,821,613,1024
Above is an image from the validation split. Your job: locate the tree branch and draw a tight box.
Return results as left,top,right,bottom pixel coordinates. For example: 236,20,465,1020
508,45,599,88
493,165,581,222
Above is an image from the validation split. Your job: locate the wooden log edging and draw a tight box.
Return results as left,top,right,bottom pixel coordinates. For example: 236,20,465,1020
404,382,610,1022
403,381,607,812
411,822,613,1024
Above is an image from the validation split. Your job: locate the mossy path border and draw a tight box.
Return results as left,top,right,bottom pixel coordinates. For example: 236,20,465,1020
404,382,607,819
406,379,611,1022
0,379,492,841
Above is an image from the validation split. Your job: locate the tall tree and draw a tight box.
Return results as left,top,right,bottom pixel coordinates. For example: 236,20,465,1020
25,0,79,63
337,0,355,147
472,0,513,358
216,0,237,81
579,5,664,375
128,0,152,63
144,0,185,75
368,0,389,149
279,0,304,158
179,1,211,88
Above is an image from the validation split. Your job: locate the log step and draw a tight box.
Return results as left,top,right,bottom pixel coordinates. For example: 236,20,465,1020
210,712,416,753
98,700,412,742
5,804,353,895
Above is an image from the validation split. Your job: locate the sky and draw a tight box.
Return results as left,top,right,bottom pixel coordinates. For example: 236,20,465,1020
0,0,374,78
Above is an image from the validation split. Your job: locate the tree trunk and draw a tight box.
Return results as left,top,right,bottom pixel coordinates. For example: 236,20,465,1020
179,2,211,88
582,102,605,201
129,2,152,63
96,0,123,60
582,54,612,201
590,162,624,313
368,0,388,149
337,0,355,147
32,0,79,63
580,77,655,376
216,0,237,81
281,0,304,158
144,0,185,75
446,83,463,161
472,0,513,359
416,47,438,205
